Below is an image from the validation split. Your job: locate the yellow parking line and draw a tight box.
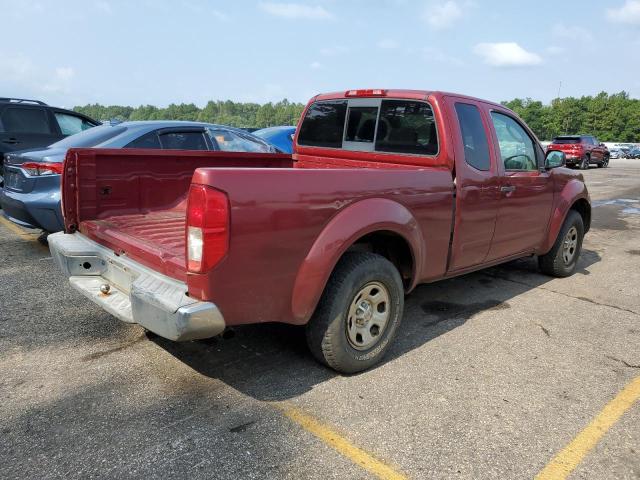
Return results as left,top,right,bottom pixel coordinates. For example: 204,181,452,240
276,403,407,480
536,375,640,480
0,214,38,239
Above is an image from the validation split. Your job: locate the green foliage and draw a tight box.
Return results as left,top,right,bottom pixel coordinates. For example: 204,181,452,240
502,91,640,142
74,99,305,129
74,92,639,142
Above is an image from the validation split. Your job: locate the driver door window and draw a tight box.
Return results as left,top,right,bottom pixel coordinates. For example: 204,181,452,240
490,112,537,171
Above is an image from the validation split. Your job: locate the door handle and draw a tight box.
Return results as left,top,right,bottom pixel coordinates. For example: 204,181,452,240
500,185,516,194
2,138,19,144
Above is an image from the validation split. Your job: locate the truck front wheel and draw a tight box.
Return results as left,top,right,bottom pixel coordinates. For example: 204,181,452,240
306,252,404,374
538,210,584,277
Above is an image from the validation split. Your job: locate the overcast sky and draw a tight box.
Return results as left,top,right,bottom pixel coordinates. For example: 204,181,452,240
1,0,639,108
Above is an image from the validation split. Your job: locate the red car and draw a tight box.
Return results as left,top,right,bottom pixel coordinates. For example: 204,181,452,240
546,135,609,169
49,89,590,373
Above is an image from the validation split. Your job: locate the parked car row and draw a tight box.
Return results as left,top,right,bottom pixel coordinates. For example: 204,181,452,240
0,96,295,233
41,88,590,373
614,145,640,158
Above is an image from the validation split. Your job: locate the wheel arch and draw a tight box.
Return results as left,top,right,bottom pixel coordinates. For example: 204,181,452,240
290,198,423,324
541,180,590,254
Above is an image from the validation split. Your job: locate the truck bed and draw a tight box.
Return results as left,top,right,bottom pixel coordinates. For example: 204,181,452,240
81,207,188,280
63,149,293,279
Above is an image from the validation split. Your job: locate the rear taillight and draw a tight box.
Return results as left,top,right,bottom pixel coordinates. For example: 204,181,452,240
186,184,229,273
21,162,64,176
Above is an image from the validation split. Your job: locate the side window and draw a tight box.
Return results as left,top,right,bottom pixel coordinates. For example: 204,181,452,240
297,101,347,148
490,112,537,171
375,100,438,155
208,128,270,152
454,103,490,171
345,107,377,143
54,113,95,136
1,107,52,134
159,131,208,150
124,131,161,149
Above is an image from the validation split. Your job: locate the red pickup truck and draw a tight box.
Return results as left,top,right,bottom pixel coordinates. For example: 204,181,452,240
49,89,590,373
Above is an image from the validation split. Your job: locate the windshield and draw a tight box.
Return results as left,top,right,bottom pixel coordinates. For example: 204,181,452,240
552,137,580,144
49,125,127,148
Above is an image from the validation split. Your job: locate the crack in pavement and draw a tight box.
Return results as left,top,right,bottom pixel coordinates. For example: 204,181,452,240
482,272,640,317
533,322,551,337
606,355,640,369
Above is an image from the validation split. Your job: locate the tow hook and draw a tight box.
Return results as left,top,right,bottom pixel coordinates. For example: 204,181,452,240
100,284,111,295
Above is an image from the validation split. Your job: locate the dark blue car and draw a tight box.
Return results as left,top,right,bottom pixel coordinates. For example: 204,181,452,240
0,121,277,233
254,126,296,154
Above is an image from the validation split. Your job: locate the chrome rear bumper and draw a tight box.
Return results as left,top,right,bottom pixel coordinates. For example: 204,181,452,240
48,232,225,341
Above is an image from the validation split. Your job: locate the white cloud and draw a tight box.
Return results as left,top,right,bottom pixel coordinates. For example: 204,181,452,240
181,1,229,21
423,1,463,29
210,10,229,21
607,0,640,25
43,67,76,93
310,61,322,69
319,46,349,56
0,52,35,80
473,42,542,67
552,23,593,42
55,66,75,81
94,0,112,14
259,2,333,19
0,52,76,96
377,38,399,49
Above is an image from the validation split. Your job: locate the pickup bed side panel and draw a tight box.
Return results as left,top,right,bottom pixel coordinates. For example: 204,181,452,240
540,175,590,254
188,168,453,326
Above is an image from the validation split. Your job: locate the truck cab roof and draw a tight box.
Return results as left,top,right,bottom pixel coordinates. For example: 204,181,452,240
311,89,505,109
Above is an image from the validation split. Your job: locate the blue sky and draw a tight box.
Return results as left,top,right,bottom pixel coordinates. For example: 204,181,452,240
1,0,639,108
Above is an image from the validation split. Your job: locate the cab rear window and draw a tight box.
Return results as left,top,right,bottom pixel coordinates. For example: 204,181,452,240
298,98,438,156
298,101,347,148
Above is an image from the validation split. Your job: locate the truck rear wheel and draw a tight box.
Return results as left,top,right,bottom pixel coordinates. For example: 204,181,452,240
306,252,404,374
538,210,584,277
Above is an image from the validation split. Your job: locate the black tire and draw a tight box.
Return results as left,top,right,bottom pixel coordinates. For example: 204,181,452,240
580,155,590,170
538,210,584,277
306,252,404,374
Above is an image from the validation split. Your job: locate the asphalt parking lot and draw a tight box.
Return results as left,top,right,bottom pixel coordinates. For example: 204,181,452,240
1,160,639,480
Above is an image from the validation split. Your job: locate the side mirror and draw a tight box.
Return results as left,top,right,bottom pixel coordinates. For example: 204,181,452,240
545,150,565,169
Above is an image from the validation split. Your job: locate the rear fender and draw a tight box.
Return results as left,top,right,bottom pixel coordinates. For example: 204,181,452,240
290,198,424,323
541,179,590,254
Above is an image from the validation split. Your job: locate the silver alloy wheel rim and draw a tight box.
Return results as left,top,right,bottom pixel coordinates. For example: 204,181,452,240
562,226,579,265
346,281,390,351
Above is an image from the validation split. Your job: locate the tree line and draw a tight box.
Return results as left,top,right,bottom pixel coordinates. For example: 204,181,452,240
74,91,640,141
74,99,305,129
502,91,639,142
